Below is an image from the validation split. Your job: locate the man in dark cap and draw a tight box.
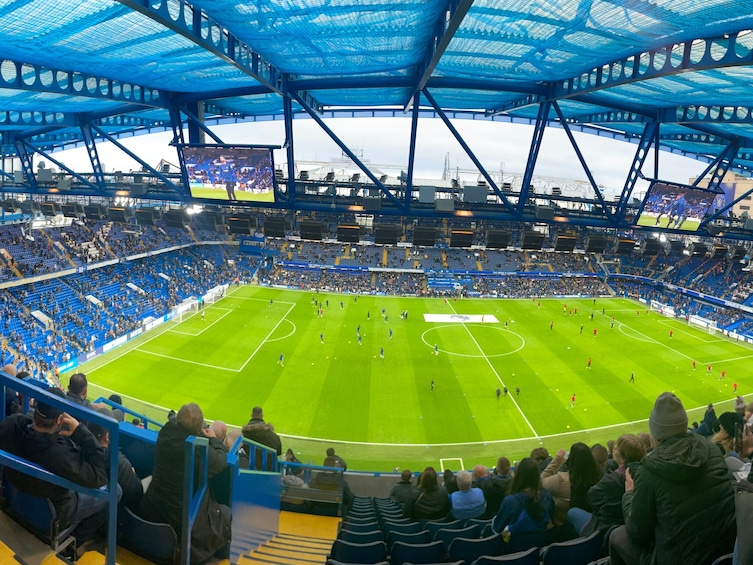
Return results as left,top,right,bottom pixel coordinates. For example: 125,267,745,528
609,392,736,565
0,387,111,538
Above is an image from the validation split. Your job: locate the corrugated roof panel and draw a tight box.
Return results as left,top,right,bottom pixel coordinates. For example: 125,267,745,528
0,88,117,112
315,88,410,107
208,93,289,117
190,0,446,75
0,0,254,92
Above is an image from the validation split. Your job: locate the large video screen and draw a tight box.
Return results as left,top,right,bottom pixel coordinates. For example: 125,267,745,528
181,145,276,202
635,180,717,232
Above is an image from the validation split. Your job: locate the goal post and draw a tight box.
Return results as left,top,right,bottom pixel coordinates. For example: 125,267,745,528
688,314,718,335
175,298,199,323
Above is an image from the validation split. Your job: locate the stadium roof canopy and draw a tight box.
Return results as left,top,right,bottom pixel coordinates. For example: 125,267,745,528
4,0,753,234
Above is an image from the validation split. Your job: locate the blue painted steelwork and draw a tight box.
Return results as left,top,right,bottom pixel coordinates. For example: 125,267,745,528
290,92,405,211
517,101,551,215
80,125,107,192
181,435,208,565
13,141,37,192
405,93,421,210
693,142,739,190
617,122,660,221
404,0,475,111
179,106,224,145
89,124,184,196
422,89,516,214
19,142,100,192
283,79,296,205
552,101,613,224
169,107,192,200
553,30,753,101
0,58,165,108
115,0,321,112
0,372,120,565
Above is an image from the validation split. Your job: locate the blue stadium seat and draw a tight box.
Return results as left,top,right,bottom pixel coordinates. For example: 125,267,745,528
341,520,381,533
1,478,77,555
389,540,445,565
329,539,388,564
119,505,178,565
449,534,506,564
434,524,480,548
539,530,602,565
337,529,383,545
424,518,460,539
386,529,432,551
472,546,540,564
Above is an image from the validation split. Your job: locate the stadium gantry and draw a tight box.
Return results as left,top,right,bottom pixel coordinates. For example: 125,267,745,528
2,1,753,240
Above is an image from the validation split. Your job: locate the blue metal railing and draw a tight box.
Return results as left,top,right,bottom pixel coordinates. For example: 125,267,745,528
0,370,120,565
94,396,164,430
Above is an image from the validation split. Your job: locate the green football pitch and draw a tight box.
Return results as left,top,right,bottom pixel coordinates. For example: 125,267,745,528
73,285,753,471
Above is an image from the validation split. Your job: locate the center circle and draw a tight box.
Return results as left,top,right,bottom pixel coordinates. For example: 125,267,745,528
421,324,525,357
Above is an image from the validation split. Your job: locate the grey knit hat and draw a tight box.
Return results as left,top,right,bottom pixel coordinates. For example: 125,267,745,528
649,392,688,440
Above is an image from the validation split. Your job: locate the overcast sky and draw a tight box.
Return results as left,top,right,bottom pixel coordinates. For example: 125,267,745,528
54,117,707,197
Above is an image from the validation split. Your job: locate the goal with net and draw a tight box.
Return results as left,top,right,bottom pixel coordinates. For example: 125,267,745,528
175,298,199,323
688,314,718,335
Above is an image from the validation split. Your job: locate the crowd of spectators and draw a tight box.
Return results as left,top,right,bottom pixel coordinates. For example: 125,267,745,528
381,393,749,564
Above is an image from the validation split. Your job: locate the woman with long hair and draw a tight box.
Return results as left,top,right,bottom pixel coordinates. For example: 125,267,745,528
402,466,450,521
568,434,646,535
492,458,554,536
541,442,601,526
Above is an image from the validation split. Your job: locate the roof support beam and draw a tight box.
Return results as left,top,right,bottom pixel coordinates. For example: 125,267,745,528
422,89,517,215
13,141,37,192
89,123,184,196
517,101,551,214
79,125,107,192
404,92,421,212
567,105,753,126
289,92,405,211
115,0,321,112
487,94,545,116
617,122,659,220
692,141,739,190
21,143,100,192
403,0,475,111
0,58,166,107
552,101,613,224
282,80,296,206
553,30,753,100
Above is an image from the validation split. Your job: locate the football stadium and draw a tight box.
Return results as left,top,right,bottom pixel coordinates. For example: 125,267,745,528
1,1,753,564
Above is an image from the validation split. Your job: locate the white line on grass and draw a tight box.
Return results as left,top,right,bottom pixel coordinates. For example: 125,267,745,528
133,348,237,371
85,322,177,375
447,303,539,438
655,319,723,343
168,307,233,336
237,302,297,372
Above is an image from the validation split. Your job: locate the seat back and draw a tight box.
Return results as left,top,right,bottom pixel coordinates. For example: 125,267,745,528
382,520,422,538
389,540,445,565
337,528,383,544
330,539,388,564
424,518,460,539
1,478,76,552
434,524,480,548
709,554,734,565
120,505,179,565
340,520,381,533
507,527,556,554
387,529,432,550
448,534,506,563
540,530,602,565
473,546,540,564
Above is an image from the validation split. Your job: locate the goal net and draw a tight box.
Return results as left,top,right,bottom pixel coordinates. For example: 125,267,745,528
688,314,718,335
650,300,675,318
175,298,199,323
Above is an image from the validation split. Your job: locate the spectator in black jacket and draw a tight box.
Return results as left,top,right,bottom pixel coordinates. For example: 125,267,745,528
140,403,231,563
242,406,282,470
390,469,416,508
0,387,112,539
87,407,143,512
403,466,450,521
